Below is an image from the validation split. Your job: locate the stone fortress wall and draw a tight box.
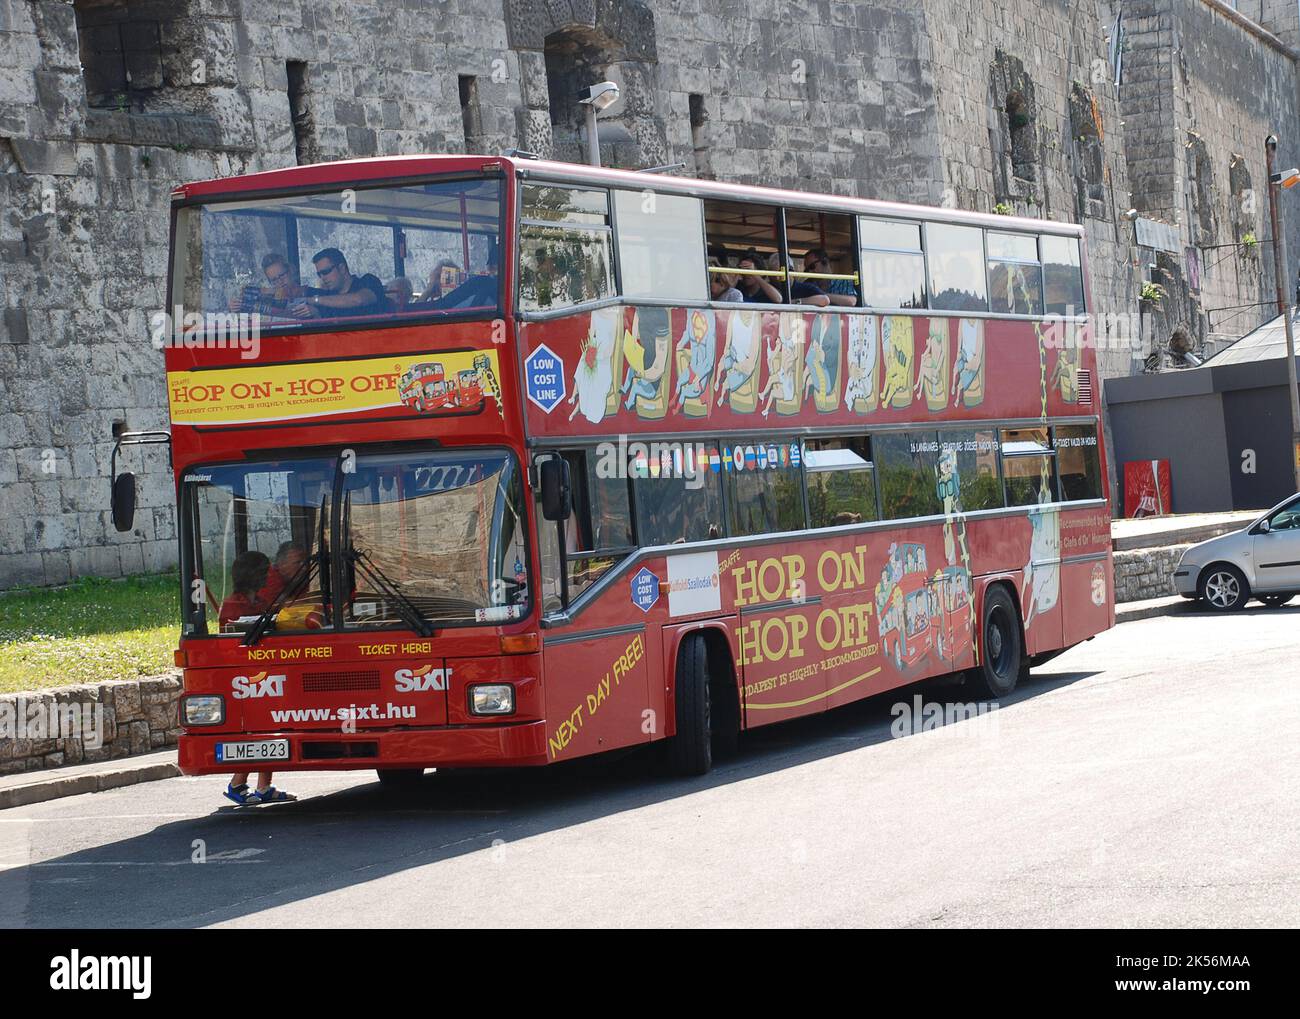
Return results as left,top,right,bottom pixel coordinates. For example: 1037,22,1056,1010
1,0,1298,589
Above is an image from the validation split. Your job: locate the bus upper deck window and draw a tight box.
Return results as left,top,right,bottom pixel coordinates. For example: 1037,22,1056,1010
1042,235,1085,316
858,217,926,309
519,184,614,312
986,231,1043,316
614,190,707,303
925,222,988,312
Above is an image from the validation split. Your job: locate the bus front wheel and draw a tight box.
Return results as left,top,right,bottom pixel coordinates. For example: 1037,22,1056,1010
666,634,713,777
968,585,1022,699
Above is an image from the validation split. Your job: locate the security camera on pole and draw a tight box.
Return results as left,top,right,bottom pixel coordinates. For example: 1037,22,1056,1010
578,81,620,167
1264,133,1300,493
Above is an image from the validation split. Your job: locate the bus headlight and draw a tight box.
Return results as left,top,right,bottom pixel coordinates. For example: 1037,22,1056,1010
468,684,514,716
181,695,225,726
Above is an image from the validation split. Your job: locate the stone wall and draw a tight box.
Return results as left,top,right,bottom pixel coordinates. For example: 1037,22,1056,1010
1119,0,1300,357
0,673,182,775
923,0,1140,379
1113,542,1190,602
1,0,1298,589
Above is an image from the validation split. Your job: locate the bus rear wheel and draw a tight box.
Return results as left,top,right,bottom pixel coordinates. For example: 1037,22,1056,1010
667,634,713,777
376,768,425,788
968,585,1022,699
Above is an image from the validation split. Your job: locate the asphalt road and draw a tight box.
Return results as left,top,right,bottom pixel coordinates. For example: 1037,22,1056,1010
3,605,1298,929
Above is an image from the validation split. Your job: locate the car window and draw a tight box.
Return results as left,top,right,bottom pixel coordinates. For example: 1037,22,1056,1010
1269,501,1300,530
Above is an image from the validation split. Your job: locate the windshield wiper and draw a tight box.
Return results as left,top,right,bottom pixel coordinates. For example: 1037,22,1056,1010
342,491,435,637
241,494,329,647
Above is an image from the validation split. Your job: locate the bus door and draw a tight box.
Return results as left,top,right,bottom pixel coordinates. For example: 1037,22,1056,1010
540,623,652,764
935,569,976,671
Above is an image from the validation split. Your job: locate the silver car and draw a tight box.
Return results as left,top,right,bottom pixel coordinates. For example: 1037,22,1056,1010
1174,493,1300,610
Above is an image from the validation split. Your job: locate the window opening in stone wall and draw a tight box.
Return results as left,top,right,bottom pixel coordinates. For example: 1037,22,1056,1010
1070,82,1108,221
989,51,1037,205
1185,132,1217,247
544,28,618,164
1006,92,1035,182
74,0,165,109
689,93,712,179
286,60,318,166
459,75,483,154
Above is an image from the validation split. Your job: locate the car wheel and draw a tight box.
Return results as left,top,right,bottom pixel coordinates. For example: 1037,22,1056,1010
968,585,1022,699
1258,593,1293,608
1198,564,1250,611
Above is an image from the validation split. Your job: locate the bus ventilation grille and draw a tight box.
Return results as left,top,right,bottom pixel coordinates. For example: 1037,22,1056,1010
300,741,379,760
301,670,381,692
1077,369,1093,406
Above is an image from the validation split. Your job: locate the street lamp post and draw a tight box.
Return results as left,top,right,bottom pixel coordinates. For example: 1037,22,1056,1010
578,81,620,168
1264,133,1300,493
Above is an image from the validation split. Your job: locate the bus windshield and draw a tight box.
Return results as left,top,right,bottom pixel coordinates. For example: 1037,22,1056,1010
181,450,530,636
171,176,502,331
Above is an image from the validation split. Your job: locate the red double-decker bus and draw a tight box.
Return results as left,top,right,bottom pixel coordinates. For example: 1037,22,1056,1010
121,154,1112,782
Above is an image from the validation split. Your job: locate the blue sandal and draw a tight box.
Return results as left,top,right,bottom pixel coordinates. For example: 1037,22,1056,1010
223,782,252,805
248,786,297,804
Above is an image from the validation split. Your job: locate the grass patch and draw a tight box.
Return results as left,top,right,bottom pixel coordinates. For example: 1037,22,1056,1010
0,574,179,694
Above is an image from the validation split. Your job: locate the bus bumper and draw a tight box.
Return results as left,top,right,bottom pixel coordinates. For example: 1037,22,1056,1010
178,722,551,774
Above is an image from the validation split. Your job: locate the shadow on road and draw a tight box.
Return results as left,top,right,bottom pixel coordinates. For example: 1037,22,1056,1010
1,664,1097,928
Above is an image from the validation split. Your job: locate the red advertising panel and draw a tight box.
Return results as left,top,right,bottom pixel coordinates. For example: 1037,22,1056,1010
1123,459,1172,517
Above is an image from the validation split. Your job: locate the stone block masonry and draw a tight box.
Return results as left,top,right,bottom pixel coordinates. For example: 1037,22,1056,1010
1,0,1298,588
1113,543,1192,602
0,672,182,775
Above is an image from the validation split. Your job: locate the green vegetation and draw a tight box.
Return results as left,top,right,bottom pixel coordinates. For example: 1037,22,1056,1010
1140,281,1166,303
993,202,1013,216
0,575,178,694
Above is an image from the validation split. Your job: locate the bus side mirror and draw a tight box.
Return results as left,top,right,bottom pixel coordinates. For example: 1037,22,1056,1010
540,459,571,522
111,472,137,532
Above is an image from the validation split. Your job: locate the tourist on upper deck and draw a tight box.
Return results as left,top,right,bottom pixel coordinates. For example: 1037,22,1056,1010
737,249,783,304
803,248,859,307
428,241,500,310
227,253,306,315
385,277,414,311
708,257,743,302
290,247,391,318
419,259,463,303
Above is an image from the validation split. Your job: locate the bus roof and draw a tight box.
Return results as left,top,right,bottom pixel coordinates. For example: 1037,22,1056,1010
172,154,1085,239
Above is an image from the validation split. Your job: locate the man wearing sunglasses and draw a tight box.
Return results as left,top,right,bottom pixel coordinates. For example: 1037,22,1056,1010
227,253,307,315
291,247,391,319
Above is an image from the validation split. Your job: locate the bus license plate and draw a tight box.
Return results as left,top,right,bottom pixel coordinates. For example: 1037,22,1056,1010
215,739,290,763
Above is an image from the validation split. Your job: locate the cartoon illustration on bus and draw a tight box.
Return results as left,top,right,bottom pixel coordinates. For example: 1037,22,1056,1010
875,541,935,670
844,314,878,413
879,315,915,409
803,313,840,412
672,308,717,417
1022,506,1061,631
399,359,490,415
568,305,619,423
914,318,949,412
933,564,973,662
715,309,762,411
951,318,985,407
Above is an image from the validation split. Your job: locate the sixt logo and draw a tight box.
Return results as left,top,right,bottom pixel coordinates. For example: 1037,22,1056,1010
394,665,451,692
231,671,286,699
